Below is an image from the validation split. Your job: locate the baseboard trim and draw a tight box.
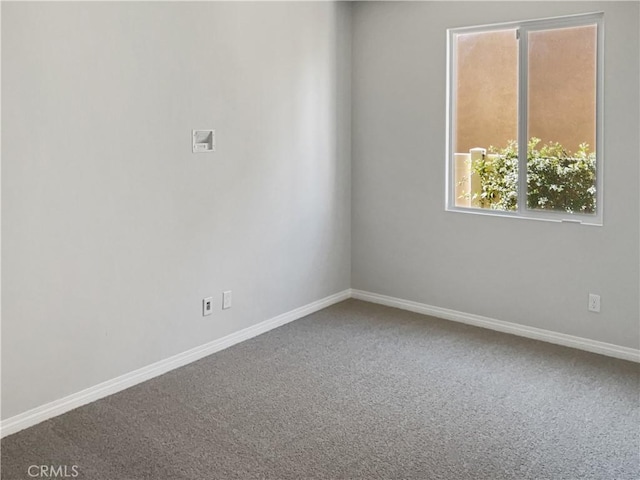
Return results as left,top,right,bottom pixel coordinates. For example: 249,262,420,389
0,289,351,438
351,289,640,363
4,287,637,437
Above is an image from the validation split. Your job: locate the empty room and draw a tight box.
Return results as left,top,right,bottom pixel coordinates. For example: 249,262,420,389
1,1,639,479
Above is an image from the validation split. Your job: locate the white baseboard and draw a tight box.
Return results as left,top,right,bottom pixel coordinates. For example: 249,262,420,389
3,287,637,438
351,290,640,363
0,289,351,438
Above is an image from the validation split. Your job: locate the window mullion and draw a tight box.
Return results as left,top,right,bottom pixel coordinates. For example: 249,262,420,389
517,27,528,214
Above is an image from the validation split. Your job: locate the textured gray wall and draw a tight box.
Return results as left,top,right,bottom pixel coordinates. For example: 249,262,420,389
351,2,639,348
2,1,352,419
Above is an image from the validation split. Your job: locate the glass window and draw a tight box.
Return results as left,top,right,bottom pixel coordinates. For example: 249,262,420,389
447,13,603,224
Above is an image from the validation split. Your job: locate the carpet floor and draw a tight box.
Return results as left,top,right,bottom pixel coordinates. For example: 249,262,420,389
2,299,639,479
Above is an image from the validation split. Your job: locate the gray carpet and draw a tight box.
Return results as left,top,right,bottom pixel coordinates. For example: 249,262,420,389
2,299,639,479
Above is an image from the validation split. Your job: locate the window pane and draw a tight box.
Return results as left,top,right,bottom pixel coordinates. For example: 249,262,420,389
453,29,519,210
527,25,597,214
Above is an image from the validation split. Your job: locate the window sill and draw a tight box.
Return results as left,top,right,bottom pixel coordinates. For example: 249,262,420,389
445,206,603,227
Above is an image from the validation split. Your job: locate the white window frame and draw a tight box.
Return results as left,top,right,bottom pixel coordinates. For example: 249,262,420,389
445,12,604,226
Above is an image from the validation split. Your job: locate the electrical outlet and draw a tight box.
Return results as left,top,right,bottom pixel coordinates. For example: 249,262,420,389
588,293,600,313
222,291,232,310
203,297,213,316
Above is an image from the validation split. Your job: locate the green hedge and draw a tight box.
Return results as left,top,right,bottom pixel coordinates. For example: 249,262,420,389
468,138,596,214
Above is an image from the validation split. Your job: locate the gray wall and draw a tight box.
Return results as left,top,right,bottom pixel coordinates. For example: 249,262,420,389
352,2,639,348
3,0,639,422
2,1,351,419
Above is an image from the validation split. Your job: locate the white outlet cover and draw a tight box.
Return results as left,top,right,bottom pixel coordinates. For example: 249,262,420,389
588,293,600,313
223,291,232,310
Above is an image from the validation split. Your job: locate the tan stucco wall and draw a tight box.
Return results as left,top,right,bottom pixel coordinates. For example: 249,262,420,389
455,29,518,153
455,24,596,154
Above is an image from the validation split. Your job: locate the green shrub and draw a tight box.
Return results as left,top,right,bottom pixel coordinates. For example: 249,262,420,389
468,138,596,213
